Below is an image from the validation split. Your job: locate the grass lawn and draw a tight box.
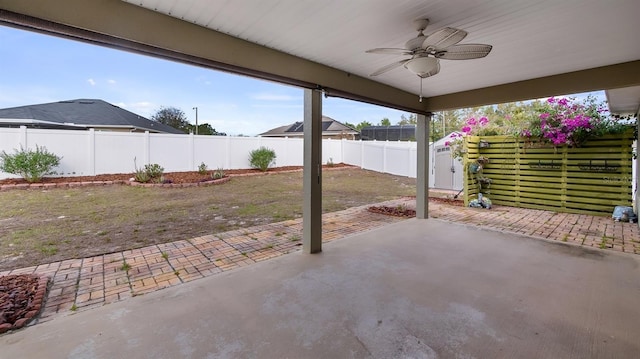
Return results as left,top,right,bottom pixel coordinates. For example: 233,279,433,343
0,168,416,271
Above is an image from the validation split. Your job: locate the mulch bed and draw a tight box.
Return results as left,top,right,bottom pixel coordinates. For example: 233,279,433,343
367,205,417,217
367,197,464,217
0,163,353,189
0,275,48,334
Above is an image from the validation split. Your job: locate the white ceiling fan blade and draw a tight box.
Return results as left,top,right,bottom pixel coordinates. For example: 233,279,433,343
366,48,411,55
370,59,410,76
422,27,467,49
435,44,493,60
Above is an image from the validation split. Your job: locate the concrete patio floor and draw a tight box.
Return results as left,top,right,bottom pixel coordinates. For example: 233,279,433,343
2,216,639,358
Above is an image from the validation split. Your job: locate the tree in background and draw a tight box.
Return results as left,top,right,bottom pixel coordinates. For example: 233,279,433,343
380,118,392,126
431,110,463,142
151,107,190,133
355,121,373,131
186,123,226,136
398,113,417,125
152,107,224,135
461,101,541,131
343,121,357,130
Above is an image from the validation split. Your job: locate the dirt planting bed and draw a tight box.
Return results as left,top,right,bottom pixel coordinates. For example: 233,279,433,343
0,164,353,187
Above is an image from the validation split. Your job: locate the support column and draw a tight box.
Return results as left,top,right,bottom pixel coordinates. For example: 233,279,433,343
416,113,431,219
303,88,322,253
636,115,639,228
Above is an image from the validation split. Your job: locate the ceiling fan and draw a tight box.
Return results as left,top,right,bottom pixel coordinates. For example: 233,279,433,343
366,19,492,101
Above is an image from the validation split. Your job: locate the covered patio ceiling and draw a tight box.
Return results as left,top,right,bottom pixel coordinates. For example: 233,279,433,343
1,0,639,114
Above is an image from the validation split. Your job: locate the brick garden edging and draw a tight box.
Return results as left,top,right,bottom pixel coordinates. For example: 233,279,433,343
0,177,231,191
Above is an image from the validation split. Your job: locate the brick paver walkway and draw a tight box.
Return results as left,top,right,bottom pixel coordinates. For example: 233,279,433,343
2,197,639,325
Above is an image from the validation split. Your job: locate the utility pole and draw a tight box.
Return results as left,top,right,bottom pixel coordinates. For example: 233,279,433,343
192,107,198,135
443,111,446,137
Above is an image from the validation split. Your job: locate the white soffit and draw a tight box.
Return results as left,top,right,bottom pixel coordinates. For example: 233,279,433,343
121,0,640,100
606,86,640,115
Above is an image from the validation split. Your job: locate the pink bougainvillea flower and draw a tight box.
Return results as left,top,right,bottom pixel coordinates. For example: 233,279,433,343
547,97,556,104
558,98,569,106
466,118,477,126
444,141,451,146
539,113,550,120
461,126,472,133
479,117,489,126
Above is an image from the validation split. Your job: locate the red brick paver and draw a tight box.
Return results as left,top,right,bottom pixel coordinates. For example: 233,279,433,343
2,197,639,326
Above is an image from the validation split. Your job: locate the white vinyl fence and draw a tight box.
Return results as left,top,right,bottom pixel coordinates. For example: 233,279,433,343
0,127,433,184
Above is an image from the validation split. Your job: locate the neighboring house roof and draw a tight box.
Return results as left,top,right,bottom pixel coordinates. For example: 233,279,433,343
259,116,359,137
0,99,184,134
360,125,416,141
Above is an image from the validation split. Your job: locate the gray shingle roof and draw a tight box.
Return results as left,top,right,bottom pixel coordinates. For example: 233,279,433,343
259,116,358,137
0,99,184,134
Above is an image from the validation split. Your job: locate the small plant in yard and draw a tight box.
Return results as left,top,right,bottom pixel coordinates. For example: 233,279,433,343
249,146,276,172
198,162,208,175
133,168,150,183
212,167,225,180
327,157,335,167
0,145,62,183
145,164,164,181
133,158,164,183
70,304,78,312
120,261,131,272
161,252,169,260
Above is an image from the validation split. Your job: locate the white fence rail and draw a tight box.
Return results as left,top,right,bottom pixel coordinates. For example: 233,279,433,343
0,127,431,184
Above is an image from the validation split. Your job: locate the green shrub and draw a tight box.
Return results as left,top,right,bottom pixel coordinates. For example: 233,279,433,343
144,164,164,179
249,147,276,172
133,168,150,183
0,145,62,183
133,158,164,183
198,162,208,175
212,167,225,179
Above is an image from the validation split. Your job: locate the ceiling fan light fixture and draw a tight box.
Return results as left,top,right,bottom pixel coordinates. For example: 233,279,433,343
404,57,438,78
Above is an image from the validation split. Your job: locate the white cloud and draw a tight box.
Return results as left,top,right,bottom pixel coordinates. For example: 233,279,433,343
107,79,117,85
87,78,96,86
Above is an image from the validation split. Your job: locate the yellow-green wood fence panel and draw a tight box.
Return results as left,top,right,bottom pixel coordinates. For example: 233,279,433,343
463,130,633,216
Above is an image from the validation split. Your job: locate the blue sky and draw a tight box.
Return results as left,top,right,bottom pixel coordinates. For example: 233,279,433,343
0,26,412,136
